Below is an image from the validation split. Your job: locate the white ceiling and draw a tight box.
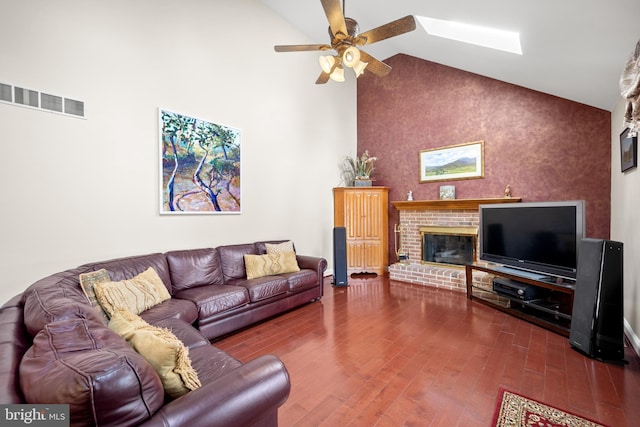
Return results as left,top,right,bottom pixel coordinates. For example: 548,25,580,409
261,0,640,111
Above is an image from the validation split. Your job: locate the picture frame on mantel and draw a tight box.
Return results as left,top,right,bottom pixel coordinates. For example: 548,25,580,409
439,185,455,199
620,127,637,173
419,140,484,183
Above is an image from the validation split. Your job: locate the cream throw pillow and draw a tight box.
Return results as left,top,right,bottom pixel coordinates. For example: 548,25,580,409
94,267,170,317
109,308,201,399
78,269,112,324
265,241,294,254
244,252,300,279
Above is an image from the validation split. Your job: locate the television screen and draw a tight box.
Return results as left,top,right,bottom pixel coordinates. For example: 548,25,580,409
479,201,585,281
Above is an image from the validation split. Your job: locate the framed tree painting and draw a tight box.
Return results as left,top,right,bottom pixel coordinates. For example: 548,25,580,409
160,109,241,214
620,127,637,173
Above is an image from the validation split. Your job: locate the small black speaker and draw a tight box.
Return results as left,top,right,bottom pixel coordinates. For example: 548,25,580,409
333,227,348,286
569,238,624,361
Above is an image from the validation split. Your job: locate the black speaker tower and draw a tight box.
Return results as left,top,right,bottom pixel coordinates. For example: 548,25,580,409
569,238,624,362
332,227,348,286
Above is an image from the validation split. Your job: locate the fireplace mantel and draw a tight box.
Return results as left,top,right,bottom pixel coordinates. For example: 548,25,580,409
391,197,522,211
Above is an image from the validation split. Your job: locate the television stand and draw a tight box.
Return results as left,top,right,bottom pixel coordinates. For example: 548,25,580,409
465,263,575,337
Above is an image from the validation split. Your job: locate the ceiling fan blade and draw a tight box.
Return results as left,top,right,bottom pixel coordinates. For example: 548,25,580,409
357,15,416,45
316,71,331,84
359,50,392,77
274,44,332,52
320,0,347,37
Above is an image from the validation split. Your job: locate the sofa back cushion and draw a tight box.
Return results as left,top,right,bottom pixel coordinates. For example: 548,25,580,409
218,243,257,282
166,248,224,292
84,253,173,294
19,318,164,427
22,269,106,338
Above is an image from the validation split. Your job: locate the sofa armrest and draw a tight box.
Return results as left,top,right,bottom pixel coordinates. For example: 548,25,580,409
296,255,327,275
297,255,327,297
0,295,28,404
140,355,290,427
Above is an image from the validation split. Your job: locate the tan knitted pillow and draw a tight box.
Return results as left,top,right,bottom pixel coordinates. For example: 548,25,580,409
265,241,294,254
94,267,170,317
108,308,201,399
244,252,300,279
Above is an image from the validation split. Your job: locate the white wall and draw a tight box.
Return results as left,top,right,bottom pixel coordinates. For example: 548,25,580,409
611,97,640,353
0,0,357,304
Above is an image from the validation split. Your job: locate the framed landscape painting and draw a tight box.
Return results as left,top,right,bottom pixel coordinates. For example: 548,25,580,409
159,109,241,214
419,140,484,183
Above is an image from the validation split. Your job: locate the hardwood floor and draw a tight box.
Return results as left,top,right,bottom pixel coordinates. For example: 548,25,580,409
213,275,640,426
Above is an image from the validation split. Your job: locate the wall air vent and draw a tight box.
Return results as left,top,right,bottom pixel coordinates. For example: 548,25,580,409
14,86,39,107
64,98,84,117
0,83,11,102
0,82,85,119
41,93,63,112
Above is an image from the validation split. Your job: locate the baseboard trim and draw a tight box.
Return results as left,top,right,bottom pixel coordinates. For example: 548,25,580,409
624,318,640,357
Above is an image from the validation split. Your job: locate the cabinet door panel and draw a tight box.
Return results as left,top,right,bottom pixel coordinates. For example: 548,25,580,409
346,241,364,270
364,242,383,271
363,191,384,239
344,191,364,239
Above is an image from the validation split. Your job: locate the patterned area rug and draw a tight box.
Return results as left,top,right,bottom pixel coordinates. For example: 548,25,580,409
492,388,609,427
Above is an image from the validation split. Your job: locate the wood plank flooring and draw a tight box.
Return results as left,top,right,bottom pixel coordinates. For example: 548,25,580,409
213,275,640,426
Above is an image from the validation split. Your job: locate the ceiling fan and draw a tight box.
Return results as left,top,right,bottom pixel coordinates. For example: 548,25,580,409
274,0,416,84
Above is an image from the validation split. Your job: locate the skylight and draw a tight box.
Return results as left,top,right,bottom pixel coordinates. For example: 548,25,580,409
416,16,522,55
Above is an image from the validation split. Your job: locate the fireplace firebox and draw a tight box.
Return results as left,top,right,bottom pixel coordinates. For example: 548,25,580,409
420,226,478,266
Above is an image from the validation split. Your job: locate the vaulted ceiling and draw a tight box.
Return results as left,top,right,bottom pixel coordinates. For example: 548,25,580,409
262,0,640,111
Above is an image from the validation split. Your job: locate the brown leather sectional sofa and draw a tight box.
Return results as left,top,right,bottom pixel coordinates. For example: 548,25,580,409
0,240,327,426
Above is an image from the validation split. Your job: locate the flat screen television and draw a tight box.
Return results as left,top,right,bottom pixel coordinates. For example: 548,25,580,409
479,200,585,281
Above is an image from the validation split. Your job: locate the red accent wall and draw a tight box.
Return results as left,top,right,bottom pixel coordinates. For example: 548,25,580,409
357,54,611,264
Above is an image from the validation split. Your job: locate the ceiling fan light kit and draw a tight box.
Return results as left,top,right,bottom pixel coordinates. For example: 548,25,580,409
274,0,417,84
341,46,368,77
352,59,368,77
319,55,336,73
318,55,346,82
330,65,346,82
342,46,360,67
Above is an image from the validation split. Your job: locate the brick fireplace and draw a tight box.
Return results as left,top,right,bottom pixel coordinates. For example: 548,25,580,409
388,198,520,292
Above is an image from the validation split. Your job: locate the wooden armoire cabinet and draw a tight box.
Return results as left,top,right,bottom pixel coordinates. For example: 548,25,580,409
333,187,389,275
